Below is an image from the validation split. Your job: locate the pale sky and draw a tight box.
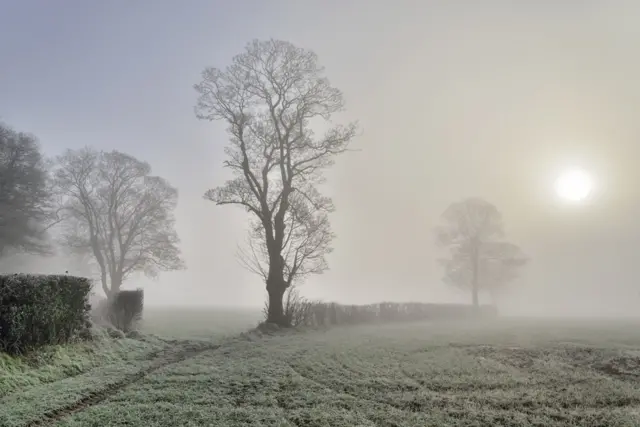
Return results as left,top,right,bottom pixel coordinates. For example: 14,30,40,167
2,1,640,316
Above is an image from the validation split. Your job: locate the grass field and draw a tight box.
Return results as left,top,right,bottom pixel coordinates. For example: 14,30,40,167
140,306,263,339
2,309,640,426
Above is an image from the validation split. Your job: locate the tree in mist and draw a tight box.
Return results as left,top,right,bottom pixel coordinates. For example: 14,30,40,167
194,39,357,326
435,198,527,308
0,122,58,259
53,148,185,298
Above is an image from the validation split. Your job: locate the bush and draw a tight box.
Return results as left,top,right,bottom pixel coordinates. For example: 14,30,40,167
262,286,318,328
0,274,92,355
108,289,144,333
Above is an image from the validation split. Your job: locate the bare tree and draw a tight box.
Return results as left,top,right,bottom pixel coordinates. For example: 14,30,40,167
237,191,333,286
195,39,356,325
436,198,527,308
0,122,57,259
53,148,185,298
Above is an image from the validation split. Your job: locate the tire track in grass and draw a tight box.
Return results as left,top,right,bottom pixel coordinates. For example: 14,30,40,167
284,362,380,427
285,360,409,414
24,342,220,427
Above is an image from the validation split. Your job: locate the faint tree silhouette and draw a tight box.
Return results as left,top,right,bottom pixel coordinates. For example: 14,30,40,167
0,122,58,260
435,198,527,308
53,148,185,298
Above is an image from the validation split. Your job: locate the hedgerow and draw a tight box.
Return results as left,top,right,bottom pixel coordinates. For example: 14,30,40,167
0,274,91,354
264,286,498,328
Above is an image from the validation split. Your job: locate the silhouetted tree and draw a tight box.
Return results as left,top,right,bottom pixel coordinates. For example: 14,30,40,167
53,148,185,298
0,123,57,259
436,198,527,308
195,39,357,326
237,191,333,287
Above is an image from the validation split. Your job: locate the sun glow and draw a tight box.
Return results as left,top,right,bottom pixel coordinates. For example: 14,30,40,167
555,169,593,202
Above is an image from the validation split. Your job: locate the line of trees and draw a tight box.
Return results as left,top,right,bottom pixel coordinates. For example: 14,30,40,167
0,123,185,299
1,38,529,328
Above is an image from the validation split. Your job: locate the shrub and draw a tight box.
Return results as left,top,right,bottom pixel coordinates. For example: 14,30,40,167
262,286,317,327
0,274,92,355
283,287,316,327
108,289,144,333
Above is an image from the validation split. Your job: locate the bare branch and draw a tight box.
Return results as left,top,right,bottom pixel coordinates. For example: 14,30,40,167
435,198,527,304
196,39,356,302
52,148,185,297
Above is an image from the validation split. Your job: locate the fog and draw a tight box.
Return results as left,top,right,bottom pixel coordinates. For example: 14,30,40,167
2,1,640,317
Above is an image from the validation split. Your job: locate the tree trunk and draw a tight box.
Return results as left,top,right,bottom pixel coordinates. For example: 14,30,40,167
267,282,289,327
101,273,111,299
265,234,288,326
471,243,479,309
111,279,121,298
471,282,479,308
105,276,121,301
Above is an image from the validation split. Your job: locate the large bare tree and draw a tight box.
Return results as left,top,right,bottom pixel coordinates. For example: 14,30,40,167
195,39,356,325
236,191,333,286
435,198,527,308
53,148,185,298
0,122,57,259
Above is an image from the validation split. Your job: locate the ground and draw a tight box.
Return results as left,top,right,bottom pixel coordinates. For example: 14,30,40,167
2,310,640,426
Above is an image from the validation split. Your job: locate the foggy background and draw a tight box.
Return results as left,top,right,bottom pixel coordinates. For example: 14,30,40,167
1,0,639,316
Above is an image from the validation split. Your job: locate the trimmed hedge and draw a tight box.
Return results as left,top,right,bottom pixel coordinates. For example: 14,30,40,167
273,288,499,328
0,274,92,354
108,289,144,333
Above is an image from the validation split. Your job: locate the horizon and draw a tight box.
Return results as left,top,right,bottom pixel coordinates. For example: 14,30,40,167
2,1,640,317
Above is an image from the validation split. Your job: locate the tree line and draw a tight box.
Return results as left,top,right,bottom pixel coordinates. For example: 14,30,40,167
1,39,527,327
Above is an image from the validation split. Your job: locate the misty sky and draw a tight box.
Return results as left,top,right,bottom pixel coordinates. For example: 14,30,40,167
2,1,640,316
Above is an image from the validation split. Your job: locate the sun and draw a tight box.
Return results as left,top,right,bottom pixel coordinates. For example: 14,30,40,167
555,169,593,202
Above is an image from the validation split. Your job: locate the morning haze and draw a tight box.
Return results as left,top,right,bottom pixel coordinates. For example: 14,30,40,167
1,0,639,316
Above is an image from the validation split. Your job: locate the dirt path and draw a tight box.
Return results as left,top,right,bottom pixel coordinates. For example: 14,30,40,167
25,342,220,427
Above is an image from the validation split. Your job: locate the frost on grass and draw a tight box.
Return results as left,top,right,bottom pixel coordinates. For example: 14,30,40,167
35,319,640,427
0,330,166,400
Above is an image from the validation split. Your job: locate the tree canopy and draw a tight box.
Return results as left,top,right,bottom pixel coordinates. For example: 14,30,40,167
194,39,357,325
0,122,56,259
436,198,527,307
53,147,185,297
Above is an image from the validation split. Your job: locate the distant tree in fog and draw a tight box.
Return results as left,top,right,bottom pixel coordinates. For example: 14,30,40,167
53,148,185,298
0,122,58,259
435,198,527,308
194,39,357,326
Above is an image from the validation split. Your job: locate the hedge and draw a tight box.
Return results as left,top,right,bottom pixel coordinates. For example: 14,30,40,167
108,289,144,333
277,287,498,328
0,274,92,354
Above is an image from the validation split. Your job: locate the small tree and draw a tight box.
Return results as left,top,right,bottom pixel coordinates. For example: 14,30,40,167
436,198,527,308
53,148,185,298
195,39,356,326
0,122,57,259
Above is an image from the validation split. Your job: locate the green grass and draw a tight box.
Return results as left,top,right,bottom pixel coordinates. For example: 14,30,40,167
0,330,167,398
3,312,640,426
0,306,261,427
140,306,262,339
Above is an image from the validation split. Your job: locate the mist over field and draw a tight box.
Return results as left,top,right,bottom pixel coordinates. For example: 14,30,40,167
6,3,640,425
2,1,640,320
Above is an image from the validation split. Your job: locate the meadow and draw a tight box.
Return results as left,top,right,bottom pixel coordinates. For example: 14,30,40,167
2,309,640,427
